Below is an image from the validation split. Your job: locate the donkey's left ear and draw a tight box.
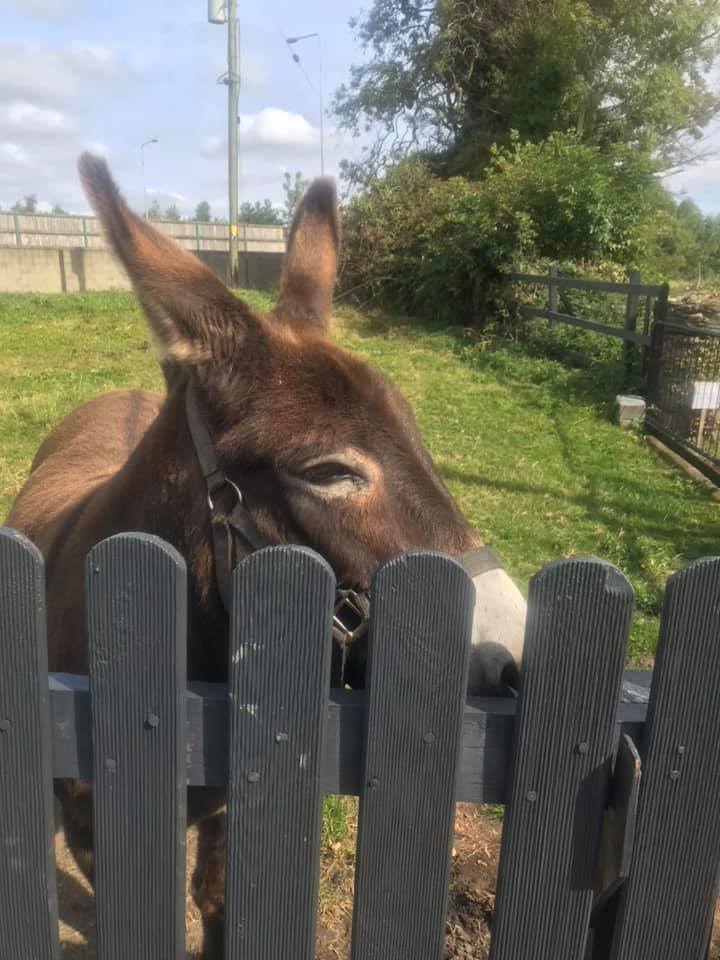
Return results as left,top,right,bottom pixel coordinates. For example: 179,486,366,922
273,178,339,335
78,152,259,367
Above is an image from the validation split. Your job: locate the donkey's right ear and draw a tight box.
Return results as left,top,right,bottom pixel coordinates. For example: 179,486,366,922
273,177,340,335
78,153,258,364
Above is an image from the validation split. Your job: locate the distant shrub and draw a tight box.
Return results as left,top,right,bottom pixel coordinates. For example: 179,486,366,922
339,133,660,324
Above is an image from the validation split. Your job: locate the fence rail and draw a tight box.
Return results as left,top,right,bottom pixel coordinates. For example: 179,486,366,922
508,270,669,376
1,527,720,958
0,211,286,253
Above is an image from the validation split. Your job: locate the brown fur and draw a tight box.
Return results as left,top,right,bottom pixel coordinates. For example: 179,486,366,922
5,154,481,958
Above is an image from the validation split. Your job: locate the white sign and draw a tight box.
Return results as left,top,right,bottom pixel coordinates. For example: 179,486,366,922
691,381,720,411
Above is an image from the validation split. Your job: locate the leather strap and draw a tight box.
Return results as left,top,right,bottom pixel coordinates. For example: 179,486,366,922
185,381,272,611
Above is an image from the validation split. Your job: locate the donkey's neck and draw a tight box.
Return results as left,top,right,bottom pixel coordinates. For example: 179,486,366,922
107,388,229,680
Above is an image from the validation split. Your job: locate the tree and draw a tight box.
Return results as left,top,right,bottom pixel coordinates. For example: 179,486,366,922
147,199,162,219
51,203,69,215
239,199,284,225
335,0,720,183
282,172,309,223
164,203,181,221
11,194,37,214
195,200,212,222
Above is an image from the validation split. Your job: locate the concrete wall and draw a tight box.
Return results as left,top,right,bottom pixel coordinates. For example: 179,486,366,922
0,246,284,294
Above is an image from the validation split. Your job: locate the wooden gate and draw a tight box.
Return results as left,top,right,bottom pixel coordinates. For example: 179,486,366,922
1,526,719,959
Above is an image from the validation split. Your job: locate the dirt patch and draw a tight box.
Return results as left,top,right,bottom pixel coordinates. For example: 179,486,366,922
57,801,720,959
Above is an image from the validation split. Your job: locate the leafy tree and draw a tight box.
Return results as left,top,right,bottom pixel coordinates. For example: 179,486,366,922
282,171,309,223
335,0,720,183
239,199,284,225
51,203,69,215
11,194,37,214
164,203,181,221
147,199,162,219
195,200,212,222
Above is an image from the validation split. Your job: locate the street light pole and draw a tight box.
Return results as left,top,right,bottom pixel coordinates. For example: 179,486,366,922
286,33,324,176
227,0,239,285
140,138,158,218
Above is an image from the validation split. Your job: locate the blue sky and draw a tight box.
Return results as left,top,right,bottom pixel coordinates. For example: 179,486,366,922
1,0,719,217
0,0,364,217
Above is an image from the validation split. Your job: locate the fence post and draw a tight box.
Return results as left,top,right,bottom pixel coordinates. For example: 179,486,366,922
87,533,187,960
195,220,200,252
82,217,88,248
490,558,634,960
549,265,559,327
645,320,665,411
224,546,335,959
624,270,641,383
13,212,20,246
0,528,60,959
610,558,720,960
351,553,474,960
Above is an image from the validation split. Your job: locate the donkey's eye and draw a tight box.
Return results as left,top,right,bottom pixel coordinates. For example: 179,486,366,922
299,461,362,486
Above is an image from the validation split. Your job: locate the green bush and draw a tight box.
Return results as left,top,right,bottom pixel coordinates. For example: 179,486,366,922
339,133,661,323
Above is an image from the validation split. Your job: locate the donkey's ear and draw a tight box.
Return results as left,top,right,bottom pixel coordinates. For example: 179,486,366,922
78,152,256,365
273,178,339,335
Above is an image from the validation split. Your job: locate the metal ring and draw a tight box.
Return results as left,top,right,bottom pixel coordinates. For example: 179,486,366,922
208,478,244,512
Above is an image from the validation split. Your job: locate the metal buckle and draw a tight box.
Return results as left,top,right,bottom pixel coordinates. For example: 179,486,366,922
208,478,243,512
332,587,370,647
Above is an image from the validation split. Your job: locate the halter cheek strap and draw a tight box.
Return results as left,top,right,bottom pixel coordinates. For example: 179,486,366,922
185,381,272,612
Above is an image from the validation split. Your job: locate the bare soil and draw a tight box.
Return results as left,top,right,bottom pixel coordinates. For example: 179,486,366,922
57,802,720,959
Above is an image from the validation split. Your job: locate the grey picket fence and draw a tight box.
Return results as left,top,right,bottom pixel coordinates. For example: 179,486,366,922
1,526,719,959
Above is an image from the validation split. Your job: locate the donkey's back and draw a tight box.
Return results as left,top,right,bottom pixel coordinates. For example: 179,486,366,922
8,388,161,556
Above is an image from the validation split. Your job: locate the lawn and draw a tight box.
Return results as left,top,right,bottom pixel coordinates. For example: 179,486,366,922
1,290,718,660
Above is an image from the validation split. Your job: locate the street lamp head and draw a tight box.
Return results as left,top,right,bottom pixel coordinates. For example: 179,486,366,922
286,33,319,43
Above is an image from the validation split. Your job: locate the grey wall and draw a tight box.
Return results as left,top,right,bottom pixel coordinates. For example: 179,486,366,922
0,247,284,294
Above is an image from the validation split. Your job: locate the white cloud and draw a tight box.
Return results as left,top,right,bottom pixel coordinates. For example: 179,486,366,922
0,102,75,139
0,0,87,19
202,109,322,160
239,108,318,152
0,42,128,107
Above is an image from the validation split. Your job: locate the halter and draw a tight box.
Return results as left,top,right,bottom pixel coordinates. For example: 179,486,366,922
184,380,502,667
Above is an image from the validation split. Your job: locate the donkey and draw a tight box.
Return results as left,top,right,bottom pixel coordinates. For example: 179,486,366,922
5,154,526,957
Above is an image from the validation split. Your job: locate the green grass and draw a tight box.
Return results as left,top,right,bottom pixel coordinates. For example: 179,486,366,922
2,290,718,661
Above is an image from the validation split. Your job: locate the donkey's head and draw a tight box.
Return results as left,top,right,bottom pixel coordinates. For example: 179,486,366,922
79,154,525,693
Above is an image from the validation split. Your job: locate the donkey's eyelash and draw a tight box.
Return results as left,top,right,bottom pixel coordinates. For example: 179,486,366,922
298,462,364,485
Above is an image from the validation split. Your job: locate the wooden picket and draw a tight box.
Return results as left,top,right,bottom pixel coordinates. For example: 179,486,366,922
224,546,335,959
490,559,634,960
87,533,187,960
0,528,59,960
351,553,474,960
610,558,720,960
0,529,719,959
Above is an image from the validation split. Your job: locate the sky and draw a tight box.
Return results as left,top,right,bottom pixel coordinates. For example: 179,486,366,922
0,0,719,218
0,0,365,218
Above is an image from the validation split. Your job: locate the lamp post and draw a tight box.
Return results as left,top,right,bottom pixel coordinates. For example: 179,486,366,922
140,139,158,218
208,0,240,285
286,33,324,176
